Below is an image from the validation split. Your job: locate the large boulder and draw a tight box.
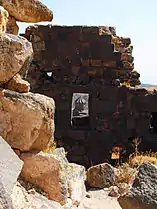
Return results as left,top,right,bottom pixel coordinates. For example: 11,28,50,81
0,136,23,196
20,151,68,205
0,0,53,23
0,90,55,151
118,162,157,209
0,33,33,83
86,163,118,188
20,148,86,205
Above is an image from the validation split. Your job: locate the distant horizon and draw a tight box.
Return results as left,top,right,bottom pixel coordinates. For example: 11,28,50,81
19,0,157,85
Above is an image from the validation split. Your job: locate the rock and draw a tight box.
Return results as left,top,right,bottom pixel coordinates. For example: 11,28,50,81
0,90,55,151
6,16,19,35
53,148,86,205
67,163,86,206
0,6,8,33
0,182,13,209
11,181,62,209
54,148,86,205
7,73,30,93
108,186,120,198
0,136,23,196
0,0,53,23
0,33,33,83
87,163,118,188
20,151,69,205
117,183,131,196
20,148,86,205
118,162,157,209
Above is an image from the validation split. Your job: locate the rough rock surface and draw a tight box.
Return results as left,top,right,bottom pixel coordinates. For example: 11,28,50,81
0,182,13,209
67,164,86,206
87,163,118,188
6,16,19,35
0,33,33,83
20,148,86,205
0,90,55,151
0,0,53,23
0,136,23,196
0,6,8,33
11,181,62,209
7,73,30,93
118,162,157,209
20,151,68,204
53,148,86,205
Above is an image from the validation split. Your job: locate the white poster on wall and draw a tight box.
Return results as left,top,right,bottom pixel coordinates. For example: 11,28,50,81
71,93,89,119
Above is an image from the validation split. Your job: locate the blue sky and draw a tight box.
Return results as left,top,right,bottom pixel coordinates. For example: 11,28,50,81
19,0,157,84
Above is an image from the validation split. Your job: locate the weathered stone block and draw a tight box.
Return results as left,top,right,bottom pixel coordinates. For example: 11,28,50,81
0,33,33,83
0,90,55,151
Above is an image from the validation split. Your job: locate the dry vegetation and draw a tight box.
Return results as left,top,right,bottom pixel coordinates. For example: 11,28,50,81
115,137,157,187
129,152,157,168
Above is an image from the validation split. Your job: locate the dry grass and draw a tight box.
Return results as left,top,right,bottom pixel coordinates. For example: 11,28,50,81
115,137,157,186
129,152,157,168
116,163,136,185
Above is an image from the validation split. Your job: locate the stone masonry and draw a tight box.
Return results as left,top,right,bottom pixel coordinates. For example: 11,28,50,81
23,25,157,167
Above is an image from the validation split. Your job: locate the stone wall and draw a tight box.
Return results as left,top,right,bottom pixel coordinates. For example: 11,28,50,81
23,25,157,167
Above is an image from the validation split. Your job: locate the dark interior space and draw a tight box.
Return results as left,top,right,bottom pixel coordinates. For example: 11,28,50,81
72,116,90,130
150,112,157,133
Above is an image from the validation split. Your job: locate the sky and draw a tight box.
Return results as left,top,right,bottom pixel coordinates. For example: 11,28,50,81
19,0,157,84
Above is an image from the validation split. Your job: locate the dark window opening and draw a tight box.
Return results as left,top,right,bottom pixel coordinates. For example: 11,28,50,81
150,112,157,133
71,93,90,129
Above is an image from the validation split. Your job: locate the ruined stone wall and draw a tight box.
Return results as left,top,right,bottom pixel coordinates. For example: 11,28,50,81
23,25,157,167
23,25,140,89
